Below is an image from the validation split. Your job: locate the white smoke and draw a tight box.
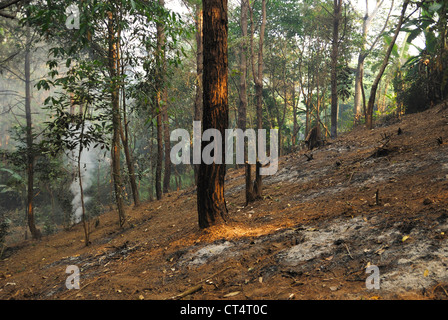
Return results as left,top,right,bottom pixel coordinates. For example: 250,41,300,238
68,149,95,224
67,122,98,225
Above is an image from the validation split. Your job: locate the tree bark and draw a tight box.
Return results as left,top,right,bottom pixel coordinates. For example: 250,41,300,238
155,0,165,200
162,96,171,193
118,18,140,207
292,80,300,146
119,109,140,206
77,108,89,245
155,100,163,200
238,0,254,205
193,4,203,184
330,0,342,139
158,0,171,194
249,0,266,200
355,0,373,117
354,0,392,119
24,23,40,240
366,0,409,129
238,0,248,133
108,7,126,227
197,0,229,229
354,53,366,118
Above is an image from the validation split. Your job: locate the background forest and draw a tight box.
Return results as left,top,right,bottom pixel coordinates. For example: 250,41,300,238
0,0,447,249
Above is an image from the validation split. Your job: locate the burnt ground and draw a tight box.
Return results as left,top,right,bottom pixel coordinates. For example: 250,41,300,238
1,102,448,301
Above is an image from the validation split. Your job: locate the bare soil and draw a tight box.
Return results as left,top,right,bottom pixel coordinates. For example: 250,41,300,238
1,102,448,300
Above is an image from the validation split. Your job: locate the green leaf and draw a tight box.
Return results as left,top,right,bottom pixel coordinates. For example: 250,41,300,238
0,168,22,181
425,30,437,54
428,2,443,12
406,28,422,44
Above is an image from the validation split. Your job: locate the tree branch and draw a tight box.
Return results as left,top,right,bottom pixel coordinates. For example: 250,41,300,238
0,10,15,18
0,0,22,10
367,0,394,53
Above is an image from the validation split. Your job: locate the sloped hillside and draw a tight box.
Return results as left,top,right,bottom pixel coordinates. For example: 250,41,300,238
1,102,448,300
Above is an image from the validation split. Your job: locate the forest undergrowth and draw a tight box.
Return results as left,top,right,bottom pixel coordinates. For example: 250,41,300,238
1,101,448,300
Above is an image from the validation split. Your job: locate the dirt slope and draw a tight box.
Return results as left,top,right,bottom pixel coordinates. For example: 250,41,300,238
1,102,448,300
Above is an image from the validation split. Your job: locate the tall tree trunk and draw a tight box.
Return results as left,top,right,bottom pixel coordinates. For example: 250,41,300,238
316,72,322,139
330,0,342,139
197,0,229,229
148,127,154,201
193,4,203,184
108,7,126,227
238,0,248,133
249,0,266,200
77,108,89,246
118,18,140,207
305,102,310,137
436,1,447,101
24,23,40,240
292,80,300,146
119,104,140,207
239,0,254,205
162,96,171,193
159,0,171,194
355,0,391,120
354,54,366,118
354,0,371,117
155,1,165,200
366,0,409,129
155,101,163,200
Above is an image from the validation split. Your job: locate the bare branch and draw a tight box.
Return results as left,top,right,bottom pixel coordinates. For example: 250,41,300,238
0,0,22,10
0,10,16,18
367,0,394,53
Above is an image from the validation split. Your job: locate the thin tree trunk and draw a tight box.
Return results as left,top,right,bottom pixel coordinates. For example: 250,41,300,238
118,20,140,207
119,109,139,206
316,70,321,138
155,100,163,200
292,80,300,146
366,0,409,129
162,97,171,193
239,0,254,205
249,0,266,200
77,109,89,246
305,102,310,137
354,0,371,117
108,7,126,227
155,1,165,200
24,23,40,240
330,0,342,139
159,0,171,194
193,4,203,184
354,54,366,118
238,0,248,132
148,128,154,201
355,0,392,119
197,0,229,229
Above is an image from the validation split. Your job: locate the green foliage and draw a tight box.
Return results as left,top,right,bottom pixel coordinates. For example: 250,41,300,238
398,0,448,111
337,65,354,102
398,73,430,114
0,168,24,194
